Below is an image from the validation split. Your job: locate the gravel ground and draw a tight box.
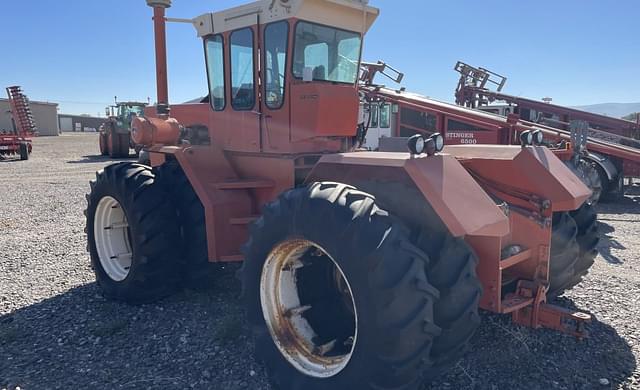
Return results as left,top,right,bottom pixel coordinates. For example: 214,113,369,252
1,133,638,390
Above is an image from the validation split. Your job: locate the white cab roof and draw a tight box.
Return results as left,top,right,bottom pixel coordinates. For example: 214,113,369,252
190,0,379,37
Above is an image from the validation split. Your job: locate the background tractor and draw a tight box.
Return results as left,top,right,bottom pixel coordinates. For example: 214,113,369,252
84,1,600,388
98,99,147,158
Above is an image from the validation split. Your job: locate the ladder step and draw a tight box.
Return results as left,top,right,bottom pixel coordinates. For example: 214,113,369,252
219,255,244,262
214,179,274,190
501,295,534,314
500,248,532,270
230,216,260,225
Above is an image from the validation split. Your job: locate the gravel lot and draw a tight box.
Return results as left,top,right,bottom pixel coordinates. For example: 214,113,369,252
1,133,638,389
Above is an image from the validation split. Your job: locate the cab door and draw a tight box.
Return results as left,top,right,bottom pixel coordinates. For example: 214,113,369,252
225,26,260,152
260,20,291,153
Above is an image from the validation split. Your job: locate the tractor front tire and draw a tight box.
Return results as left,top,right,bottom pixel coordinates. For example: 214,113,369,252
242,182,441,390
156,161,218,289
19,143,29,160
85,162,181,304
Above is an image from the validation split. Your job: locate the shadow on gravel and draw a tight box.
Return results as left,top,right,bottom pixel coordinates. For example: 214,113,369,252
0,267,269,390
67,155,135,164
2,265,636,390
595,221,626,265
625,184,640,196
596,194,640,215
431,300,637,390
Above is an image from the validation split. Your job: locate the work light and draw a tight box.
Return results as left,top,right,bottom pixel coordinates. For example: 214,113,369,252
430,133,444,153
532,130,544,145
520,130,533,146
407,134,425,154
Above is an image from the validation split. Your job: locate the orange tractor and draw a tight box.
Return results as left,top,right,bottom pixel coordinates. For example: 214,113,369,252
85,1,600,388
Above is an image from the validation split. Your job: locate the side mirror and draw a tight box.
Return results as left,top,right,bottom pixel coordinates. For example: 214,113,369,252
105,108,110,117
302,67,313,82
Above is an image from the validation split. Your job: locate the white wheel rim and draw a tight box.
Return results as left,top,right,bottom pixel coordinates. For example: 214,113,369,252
93,196,133,282
260,239,358,378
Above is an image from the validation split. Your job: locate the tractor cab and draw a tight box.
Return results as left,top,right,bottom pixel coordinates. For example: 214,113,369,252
185,0,378,154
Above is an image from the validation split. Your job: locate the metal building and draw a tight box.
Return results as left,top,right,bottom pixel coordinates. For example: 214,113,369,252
58,114,104,133
0,98,59,136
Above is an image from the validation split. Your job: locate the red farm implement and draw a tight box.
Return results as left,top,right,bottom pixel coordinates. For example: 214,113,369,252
454,61,640,199
1,86,35,161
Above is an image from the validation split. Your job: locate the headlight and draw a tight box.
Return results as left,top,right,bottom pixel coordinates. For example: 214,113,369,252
407,134,426,154
520,130,533,146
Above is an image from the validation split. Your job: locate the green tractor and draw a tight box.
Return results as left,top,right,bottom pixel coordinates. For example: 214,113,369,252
99,98,147,158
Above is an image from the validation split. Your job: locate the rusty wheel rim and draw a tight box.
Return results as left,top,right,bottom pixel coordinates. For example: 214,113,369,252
260,239,358,378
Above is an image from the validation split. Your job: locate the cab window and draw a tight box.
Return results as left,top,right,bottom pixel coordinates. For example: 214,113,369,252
370,104,379,128
230,28,255,110
292,22,362,84
205,35,225,111
380,104,390,128
264,21,289,109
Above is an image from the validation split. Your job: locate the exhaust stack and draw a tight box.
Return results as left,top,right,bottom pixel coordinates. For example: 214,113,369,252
146,0,171,116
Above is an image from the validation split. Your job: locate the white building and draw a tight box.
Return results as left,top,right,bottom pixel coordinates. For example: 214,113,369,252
0,98,60,136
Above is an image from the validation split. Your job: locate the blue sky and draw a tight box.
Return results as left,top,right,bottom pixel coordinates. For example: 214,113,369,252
0,0,638,115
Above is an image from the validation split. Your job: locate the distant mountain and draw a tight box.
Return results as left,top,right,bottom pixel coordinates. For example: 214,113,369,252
571,102,640,119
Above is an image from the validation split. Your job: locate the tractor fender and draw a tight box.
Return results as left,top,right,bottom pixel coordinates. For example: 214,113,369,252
150,143,253,262
584,151,618,181
445,145,591,212
306,152,510,238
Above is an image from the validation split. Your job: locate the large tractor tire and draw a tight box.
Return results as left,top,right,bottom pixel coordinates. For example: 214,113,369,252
548,212,580,297
241,182,441,389
19,143,29,161
107,133,117,158
107,130,129,158
117,133,130,157
99,133,109,156
155,161,218,289
355,181,481,377
548,204,600,298
567,203,599,288
85,162,181,304
566,158,602,204
413,232,481,377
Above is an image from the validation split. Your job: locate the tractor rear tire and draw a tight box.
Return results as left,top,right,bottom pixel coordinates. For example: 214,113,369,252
413,232,481,377
241,182,441,390
85,162,181,304
117,133,130,157
19,143,28,160
353,181,481,377
99,133,108,156
156,161,218,289
548,212,580,297
567,203,599,288
107,133,116,158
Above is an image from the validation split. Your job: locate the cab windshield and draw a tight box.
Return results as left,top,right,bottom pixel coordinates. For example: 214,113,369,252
292,22,362,84
118,105,145,118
